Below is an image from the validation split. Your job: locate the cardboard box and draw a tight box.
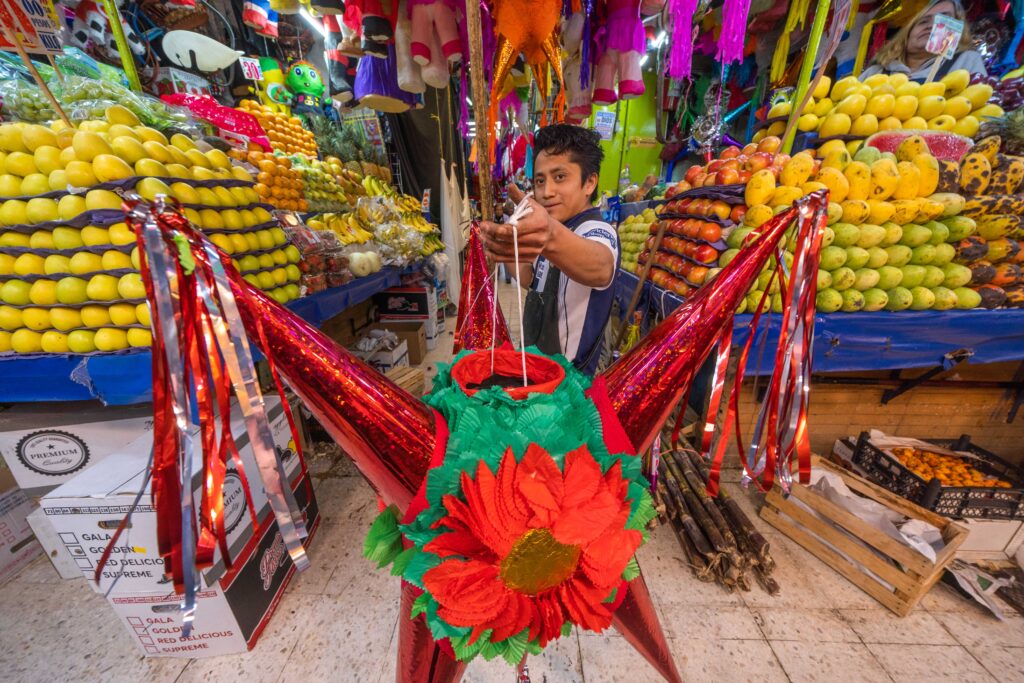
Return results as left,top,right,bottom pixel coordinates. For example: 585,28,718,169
40,397,303,595
26,506,81,580
0,402,154,497
376,285,437,321
954,519,1024,561
108,478,319,658
352,339,409,373
153,67,212,97
373,321,427,365
321,299,375,346
0,467,41,586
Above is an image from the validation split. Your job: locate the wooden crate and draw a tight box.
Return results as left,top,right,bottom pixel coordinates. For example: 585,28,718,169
386,366,426,397
760,455,968,616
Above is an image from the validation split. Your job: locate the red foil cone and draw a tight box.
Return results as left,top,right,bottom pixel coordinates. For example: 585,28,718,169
600,203,804,454
452,225,511,353
398,581,468,683
231,279,438,514
611,574,683,683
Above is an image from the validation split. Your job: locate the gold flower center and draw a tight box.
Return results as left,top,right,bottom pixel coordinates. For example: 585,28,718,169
499,528,581,595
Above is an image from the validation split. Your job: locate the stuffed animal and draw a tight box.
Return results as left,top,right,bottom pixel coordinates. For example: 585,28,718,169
350,0,400,57
70,0,147,62
324,15,358,104
255,57,292,114
277,60,328,118
592,0,645,105
562,11,594,124
408,0,463,65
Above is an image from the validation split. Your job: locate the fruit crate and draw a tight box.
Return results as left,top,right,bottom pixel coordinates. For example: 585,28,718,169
760,455,968,616
851,432,1024,520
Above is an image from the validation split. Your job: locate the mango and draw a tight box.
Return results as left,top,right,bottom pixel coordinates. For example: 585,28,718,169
801,181,828,195
928,115,957,131
853,146,881,165
779,152,815,187
929,192,966,218
771,185,804,208
836,94,867,118
975,103,1005,119
813,97,833,117
865,93,895,119
744,169,777,206
939,69,970,96
953,116,980,137
869,158,900,200
895,82,921,98
913,153,940,197
816,166,850,203
866,199,896,224
844,161,872,200
879,116,903,130
819,112,852,138
840,199,871,224
890,199,924,225
893,161,922,200
943,96,972,119
893,95,919,121
812,76,832,100
919,82,946,98
768,101,792,119
851,114,879,137
819,149,851,170
904,116,929,130
961,83,994,110
917,96,946,120
831,76,861,102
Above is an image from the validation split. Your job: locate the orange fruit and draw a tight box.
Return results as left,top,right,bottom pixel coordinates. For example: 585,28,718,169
256,171,273,185
254,183,270,197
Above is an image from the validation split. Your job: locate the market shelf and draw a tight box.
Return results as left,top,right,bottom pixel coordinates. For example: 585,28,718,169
0,268,402,406
614,268,1024,374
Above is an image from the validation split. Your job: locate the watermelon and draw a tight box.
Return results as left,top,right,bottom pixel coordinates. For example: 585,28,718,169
864,131,974,162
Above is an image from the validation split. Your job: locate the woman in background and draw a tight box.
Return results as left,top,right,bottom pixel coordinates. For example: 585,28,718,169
862,0,987,82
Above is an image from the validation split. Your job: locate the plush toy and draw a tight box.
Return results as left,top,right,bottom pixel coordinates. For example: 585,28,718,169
350,0,400,57
280,60,328,117
408,0,463,66
70,0,147,62
324,14,359,103
592,0,646,105
562,11,594,124
394,0,426,93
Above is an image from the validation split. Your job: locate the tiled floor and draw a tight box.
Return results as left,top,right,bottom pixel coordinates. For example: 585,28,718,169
2,284,1022,682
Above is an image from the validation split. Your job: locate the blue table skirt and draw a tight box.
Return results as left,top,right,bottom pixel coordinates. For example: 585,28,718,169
0,268,402,406
614,269,1024,375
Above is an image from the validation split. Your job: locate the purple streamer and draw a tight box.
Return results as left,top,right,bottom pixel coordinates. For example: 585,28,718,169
716,0,752,65
580,0,594,88
667,0,699,79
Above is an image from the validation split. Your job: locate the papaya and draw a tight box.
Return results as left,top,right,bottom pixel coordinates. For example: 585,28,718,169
954,236,989,262
959,152,992,195
928,192,966,218
971,135,1001,162
840,199,871,224
991,262,1023,287
970,261,996,285
869,158,900,200
844,161,872,200
896,135,928,162
973,284,1007,309
744,169,776,206
987,237,1021,263
988,154,1024,194
780,152,816,188
976,215,1023,240
912,154,940,196
936,159,961,193
815,167,849,203
962,194,1024,219
893,161,922,199
1004,285,1024,307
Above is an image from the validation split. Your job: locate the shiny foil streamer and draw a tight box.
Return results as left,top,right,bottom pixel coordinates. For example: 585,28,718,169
398,581,468,682
602,203,802,456
225,268,439,514
611,574,683,683
452,225,511,354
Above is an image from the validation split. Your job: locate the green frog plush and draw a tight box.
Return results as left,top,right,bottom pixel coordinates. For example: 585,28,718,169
282,60,327,116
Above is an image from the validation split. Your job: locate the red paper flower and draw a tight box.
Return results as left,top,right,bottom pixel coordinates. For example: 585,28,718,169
422,443,642,646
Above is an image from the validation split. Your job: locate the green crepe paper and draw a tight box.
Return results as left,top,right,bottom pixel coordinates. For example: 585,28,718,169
362,506,403,569
364,348,655,663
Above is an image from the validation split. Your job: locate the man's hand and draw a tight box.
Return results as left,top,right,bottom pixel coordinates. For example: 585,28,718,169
479,194,556,264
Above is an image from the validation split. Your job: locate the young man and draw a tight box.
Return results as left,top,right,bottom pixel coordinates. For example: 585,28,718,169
480,124,619,376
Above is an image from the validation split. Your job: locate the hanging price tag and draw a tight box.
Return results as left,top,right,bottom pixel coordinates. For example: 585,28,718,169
0,0,63,55
239,56,265,81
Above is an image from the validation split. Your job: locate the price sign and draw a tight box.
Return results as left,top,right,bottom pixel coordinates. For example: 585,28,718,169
0,0,63,56
239,56,264,81
925,14,964,59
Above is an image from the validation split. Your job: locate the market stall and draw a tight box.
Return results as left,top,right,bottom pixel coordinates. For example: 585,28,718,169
1,0,1023,680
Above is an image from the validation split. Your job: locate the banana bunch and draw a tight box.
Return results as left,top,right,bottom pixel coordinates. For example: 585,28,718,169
421,234,445,256
316,212,375,245
362,175,396,198
401,211,436,233
395,194,423,212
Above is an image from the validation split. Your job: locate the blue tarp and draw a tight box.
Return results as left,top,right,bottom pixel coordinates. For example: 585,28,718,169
614,269,1024,375
0,268,403,406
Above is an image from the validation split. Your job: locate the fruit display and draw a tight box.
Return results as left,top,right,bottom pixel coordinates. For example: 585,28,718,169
973,73,1024,111
0,108,304,354
731,133,980,313
889,446,1013,488
235,99,318,156
669,137,785,194
638,190,743,298
757,70,1003,149
227,147,307,212
617,208,658,273
937,135,1024,307
307,212,375,245
293,156,352,213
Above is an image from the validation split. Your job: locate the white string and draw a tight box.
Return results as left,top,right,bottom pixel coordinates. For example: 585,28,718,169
491,193,534,386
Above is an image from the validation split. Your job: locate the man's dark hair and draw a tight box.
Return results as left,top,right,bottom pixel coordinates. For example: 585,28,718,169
534,124,604,199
